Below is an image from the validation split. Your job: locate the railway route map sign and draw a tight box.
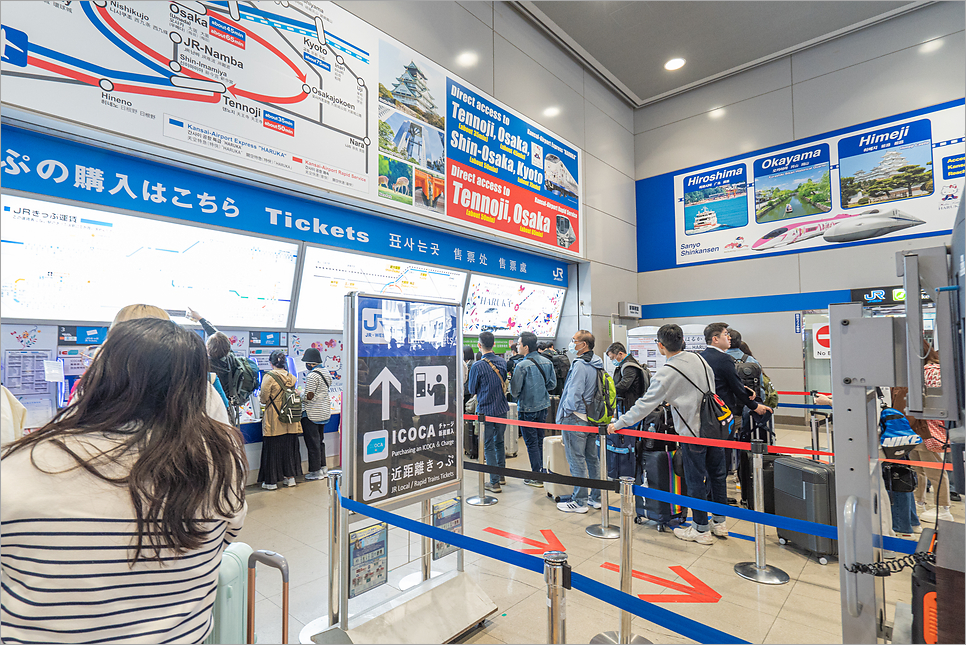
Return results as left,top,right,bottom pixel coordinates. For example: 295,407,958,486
1,1,583,259
637,100,964,268
352,294,459,507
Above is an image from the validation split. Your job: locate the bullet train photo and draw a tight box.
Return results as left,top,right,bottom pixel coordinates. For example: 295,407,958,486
752,208,925,251
544,154,579,199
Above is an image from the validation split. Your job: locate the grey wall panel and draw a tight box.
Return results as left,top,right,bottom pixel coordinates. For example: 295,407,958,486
457,1,494,28
633,58,791,134
589,263,639,317
584,154,636,225
792,31,966,139
493,1,584,94
637,253,802,305
493,35,586,149
335,1,496,95
635,87,794,180
584,206,637,273
585,102,635,179
584,72,634,132
791,3,966,84
798,233,952,293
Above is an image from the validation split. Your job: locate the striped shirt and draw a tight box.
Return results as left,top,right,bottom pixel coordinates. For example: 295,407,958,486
1,435,246,644
302,367,332,423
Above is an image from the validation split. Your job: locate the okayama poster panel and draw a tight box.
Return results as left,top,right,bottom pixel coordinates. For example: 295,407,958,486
353,295,459,506
1,1,583,258
672,101,964,265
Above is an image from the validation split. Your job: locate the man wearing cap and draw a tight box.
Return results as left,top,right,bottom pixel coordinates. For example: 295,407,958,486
301,347,333,481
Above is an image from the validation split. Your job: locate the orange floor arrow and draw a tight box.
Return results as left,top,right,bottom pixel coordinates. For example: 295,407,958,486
601,563,721,603
483,527,565,554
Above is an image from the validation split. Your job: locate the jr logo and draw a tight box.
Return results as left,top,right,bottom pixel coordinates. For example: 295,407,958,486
553,267,564,282
864,290,886,303
361,308,387,344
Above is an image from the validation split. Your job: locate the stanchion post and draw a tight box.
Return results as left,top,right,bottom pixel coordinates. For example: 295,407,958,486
421,498,432,582
544,551,569,645
809,412,821,461
327,470,342,627
587,425,619,539
734,440,789,585
467,415,497,506
591,477,650,644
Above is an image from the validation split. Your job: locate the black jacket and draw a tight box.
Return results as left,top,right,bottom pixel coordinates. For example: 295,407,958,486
700,347,757,415
613,355,649,414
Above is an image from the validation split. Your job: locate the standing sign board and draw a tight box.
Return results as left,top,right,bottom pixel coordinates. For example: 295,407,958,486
348,523,388,599
345,293,460,507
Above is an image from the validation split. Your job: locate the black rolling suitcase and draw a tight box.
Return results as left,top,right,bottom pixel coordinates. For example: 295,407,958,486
463,420,478,460
636,450,688,530
774,457,837,563
739,451,778,514
545,395,561,435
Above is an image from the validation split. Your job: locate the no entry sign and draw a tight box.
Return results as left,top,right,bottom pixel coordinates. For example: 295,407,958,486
813,323,831,359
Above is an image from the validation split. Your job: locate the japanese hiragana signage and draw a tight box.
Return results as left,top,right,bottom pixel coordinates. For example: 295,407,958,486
0,125,568,287
350,294,459,507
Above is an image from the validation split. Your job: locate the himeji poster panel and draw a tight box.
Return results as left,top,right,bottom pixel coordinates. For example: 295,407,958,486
463,274,566,339
0,194,297,326
1,1,583,258
648,101,964,268
294,246,466,330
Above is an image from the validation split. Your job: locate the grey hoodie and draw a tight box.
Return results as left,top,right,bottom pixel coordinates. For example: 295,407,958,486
557,352,604,422
612,351,715,438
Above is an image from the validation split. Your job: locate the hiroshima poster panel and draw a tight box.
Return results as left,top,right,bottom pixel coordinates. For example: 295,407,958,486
672,101,964,265
0,1,581,258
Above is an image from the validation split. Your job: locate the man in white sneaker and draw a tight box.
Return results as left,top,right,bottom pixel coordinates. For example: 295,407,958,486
607,324,728,545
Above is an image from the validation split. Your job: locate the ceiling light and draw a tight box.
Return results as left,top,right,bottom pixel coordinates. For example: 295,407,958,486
918,39,943,54
456,51,479,67
709,108,726,119
664,58,686,71
543,106,560,117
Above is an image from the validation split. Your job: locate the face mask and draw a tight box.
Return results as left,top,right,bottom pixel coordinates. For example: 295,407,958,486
568,341,577,354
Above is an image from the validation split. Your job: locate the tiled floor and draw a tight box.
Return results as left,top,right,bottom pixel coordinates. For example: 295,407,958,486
236,425,964,644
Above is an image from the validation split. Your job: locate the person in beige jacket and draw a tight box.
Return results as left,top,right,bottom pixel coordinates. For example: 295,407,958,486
258,350,303,490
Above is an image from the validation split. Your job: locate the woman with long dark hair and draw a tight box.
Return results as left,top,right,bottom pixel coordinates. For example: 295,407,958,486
1,318,248,644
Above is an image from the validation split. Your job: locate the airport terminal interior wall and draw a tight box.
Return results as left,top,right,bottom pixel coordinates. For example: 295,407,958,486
633,2,966,418
334,1,639,350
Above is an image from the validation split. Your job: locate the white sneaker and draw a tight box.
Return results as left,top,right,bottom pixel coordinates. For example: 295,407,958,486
304,470,326,481
673,525,715,545
588,499,602,509
261,482,278,491
711,521,729,537
557,501,588,514
937,506,954,522
282,477,297,488
912,524,923,534
919,506,938,523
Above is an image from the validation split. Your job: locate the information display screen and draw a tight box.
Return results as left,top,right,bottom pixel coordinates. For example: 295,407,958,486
294,246,466,331
463,274,566,338
1,196,298,326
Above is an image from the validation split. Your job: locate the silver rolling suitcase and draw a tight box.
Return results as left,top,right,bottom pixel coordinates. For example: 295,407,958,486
505,402,519,457
543,435,570,502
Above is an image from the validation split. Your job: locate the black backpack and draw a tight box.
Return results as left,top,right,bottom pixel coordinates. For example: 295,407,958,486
734,353,762,394
666,363,734,441
549,353,570,396
225,353,259,404
642,403,677,451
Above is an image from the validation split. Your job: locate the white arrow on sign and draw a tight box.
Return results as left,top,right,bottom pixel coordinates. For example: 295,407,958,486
370,366,402,421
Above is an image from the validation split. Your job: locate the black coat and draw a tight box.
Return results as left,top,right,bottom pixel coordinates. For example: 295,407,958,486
700,347,757,415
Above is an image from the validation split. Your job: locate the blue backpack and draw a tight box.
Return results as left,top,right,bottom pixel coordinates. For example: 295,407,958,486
878,406,922,459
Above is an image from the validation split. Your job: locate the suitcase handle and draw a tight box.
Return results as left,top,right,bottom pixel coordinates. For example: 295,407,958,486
842,496,863,618
246,550,290,644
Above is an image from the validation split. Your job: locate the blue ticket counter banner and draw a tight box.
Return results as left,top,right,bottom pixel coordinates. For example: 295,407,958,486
350,293,459,507
348,522,388,599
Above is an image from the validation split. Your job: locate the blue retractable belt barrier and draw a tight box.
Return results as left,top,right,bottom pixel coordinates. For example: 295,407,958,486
336,486,747,644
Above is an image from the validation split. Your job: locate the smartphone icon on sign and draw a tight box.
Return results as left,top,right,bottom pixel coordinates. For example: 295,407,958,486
415,372,426,397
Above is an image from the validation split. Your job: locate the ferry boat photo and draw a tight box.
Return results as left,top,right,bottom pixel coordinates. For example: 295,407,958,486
692,206,719,232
